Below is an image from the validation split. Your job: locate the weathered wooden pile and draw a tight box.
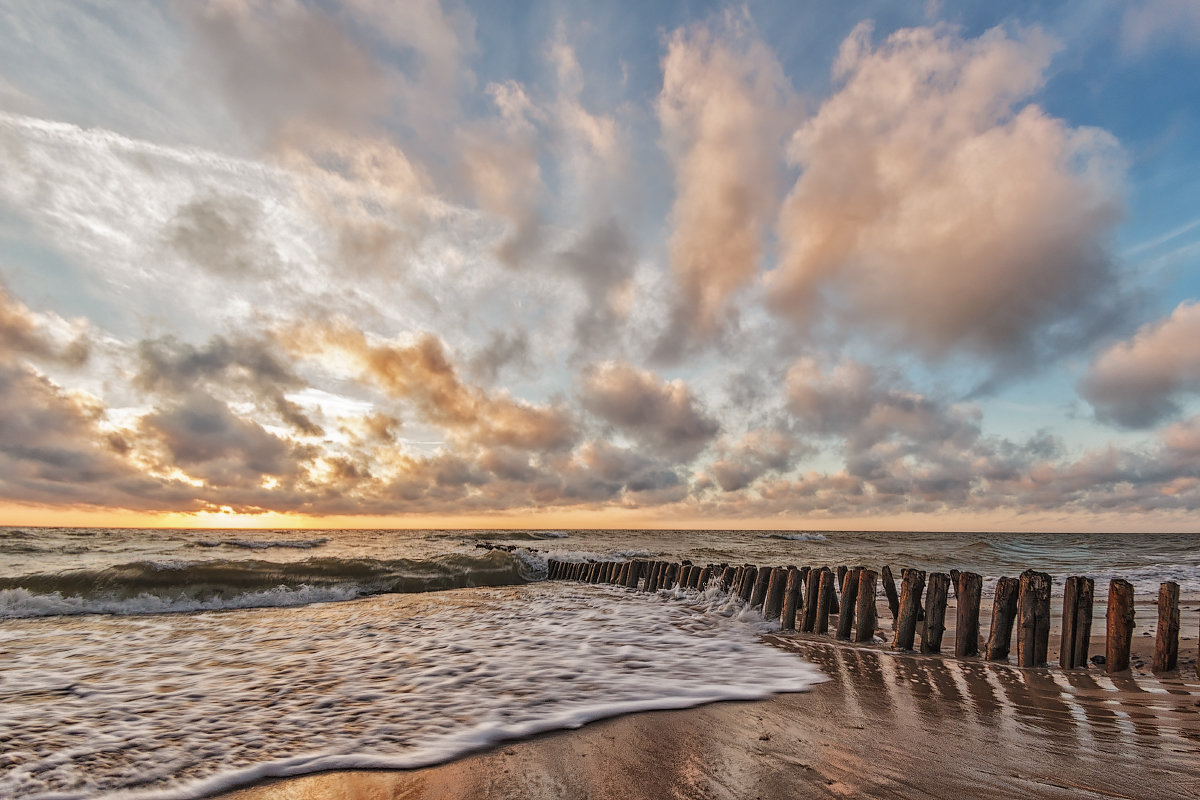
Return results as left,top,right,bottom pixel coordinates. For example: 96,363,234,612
545,558,1190,675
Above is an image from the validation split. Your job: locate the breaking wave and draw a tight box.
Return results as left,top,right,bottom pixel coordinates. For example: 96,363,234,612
0,550,535,619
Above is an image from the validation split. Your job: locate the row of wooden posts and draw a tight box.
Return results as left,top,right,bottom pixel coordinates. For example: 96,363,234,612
545,558,1187,675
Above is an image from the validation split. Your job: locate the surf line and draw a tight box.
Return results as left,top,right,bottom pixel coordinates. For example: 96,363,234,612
534,554,1189,677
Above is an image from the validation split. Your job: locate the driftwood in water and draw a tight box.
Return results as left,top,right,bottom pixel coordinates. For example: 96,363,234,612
1016,569,1051,668
781,567,802,631
801,568,823,633
854,569,878,643
763,567,788,620
1106,578,1135,673
1153,581,1180,674
1059,576,1094,669
893,569,926,650
750,567,771,608
920,572,950,655
836,568,862,641
815,569,835,635
955,571,983,658
986,576,1020,661
881,565,900,623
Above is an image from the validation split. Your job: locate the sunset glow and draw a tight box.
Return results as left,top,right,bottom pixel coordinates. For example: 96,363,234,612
2,1,1199,531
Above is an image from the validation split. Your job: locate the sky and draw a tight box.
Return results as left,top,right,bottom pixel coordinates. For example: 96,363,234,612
1,0,1199,531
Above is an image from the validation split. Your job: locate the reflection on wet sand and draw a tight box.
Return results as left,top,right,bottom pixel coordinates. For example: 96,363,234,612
772,634,1200,761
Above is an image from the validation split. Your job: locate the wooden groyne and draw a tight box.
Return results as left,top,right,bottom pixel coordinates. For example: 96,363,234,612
543,556,1196,676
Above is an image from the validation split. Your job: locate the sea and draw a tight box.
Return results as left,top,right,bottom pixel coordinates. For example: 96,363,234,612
2,527,1197,799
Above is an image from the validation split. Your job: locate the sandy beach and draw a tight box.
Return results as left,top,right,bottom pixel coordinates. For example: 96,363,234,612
217,613,1200,800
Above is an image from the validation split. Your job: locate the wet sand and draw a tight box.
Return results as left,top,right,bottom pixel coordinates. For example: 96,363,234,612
216,630,1200,800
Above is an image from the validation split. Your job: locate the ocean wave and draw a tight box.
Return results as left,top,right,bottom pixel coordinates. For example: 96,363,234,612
192,537,330,550
457,530,571,542
759,532,827,542
0,550,535,619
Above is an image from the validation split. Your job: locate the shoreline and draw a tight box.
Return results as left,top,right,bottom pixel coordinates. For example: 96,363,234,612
216,629,1200,800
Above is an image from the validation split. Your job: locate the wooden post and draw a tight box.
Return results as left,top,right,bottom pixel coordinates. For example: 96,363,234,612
781,567,802,631
837,565,848,588
750,567,772,608
1153,581,1180,674
893,569,925,650
1016,570,1051,668
797,566,811,612
920,572,950,654
738,566,757,602
623,560,640,589
815,569,835,634
802,567,823,633
645,562,660,591
827,568,839,616
607,561,619,583
950,569,960,599
720,565,735,591
836,568,862,640
697,565,713,591
986,576,1019,661
854,569,878,643
1060,576,1094,669
764,567,788,621
881,565,900,623
955,572,982,658
1106,578,1134,673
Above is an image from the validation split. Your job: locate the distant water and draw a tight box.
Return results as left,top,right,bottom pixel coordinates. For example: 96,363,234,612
1,527,1197,799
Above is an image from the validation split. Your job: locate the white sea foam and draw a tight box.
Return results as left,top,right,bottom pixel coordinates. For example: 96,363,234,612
0,583,824,800
0,585,367,619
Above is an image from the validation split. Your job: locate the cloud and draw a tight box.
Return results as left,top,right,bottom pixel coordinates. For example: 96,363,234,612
656,10,794,351
706,428,802,492
140,391,303,488
287,321,577,452
165,193,281,278
135,334,322,436
770,23,1125,370
458,80,545,266
1122,0,1200,54
0,283,88,366
556,218,636,355
0,362,197,510
181,0,391,146
578,361,720,459
1079,301,1200,427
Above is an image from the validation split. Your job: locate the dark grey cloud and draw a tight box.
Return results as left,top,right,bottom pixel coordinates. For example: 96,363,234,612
578,361,720,460
557,218,635,354
140,391,304,488
707,428,802,492
136,334,322,436
469,328,531,384
166,193,281,278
